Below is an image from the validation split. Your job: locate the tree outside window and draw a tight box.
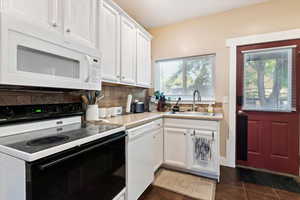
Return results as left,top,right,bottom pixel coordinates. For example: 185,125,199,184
156,55,215,101
243,48,294,112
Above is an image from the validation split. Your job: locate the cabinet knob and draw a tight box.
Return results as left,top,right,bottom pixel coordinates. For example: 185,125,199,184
66,28,71,33
122,76,125,79
51,21,57,27
116,75,120,78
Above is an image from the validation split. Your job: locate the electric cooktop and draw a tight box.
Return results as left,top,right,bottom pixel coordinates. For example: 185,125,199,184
0,123,122,154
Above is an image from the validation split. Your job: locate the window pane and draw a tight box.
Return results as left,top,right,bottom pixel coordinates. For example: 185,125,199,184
156,55,215,101
243,48,293,112
185,55,214,100
158,59,184,96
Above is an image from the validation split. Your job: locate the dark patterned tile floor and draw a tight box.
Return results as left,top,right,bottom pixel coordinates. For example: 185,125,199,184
139,167,300,200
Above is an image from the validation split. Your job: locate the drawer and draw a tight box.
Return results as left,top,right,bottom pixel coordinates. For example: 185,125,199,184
164,118,219,131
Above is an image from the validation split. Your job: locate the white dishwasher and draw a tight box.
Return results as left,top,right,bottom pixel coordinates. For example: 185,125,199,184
127,122,155,200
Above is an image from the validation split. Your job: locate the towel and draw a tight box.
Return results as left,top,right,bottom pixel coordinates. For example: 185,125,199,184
193,137,212,162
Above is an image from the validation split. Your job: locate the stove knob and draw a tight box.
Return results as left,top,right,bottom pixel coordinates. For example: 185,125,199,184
0,107,14,119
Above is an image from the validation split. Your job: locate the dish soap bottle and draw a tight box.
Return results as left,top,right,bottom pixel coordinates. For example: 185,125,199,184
207,104,214,114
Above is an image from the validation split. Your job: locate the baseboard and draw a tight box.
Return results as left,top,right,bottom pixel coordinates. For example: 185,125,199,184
220,156,235,168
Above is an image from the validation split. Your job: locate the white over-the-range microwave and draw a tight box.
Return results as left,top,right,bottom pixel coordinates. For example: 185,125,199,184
0,13,101,91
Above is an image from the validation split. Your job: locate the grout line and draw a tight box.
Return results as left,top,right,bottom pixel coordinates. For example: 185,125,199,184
273,188,281,200
242,182,249,200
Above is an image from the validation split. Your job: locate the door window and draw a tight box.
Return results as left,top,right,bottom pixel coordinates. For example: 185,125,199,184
242,47,295,112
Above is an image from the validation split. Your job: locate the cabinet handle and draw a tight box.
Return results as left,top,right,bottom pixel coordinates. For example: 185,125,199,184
51,21,57,27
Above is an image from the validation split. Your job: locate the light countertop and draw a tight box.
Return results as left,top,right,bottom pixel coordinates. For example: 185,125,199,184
93,112,223,129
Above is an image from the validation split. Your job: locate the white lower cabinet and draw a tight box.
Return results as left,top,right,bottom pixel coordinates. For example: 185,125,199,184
187,129,219,175
164,118,220,180
164,127,188,168
126,117,221,200
152,120,164,172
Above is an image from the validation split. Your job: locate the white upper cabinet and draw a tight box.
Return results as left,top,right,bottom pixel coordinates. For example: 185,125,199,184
6,0,61,31
63,0,97,49
136,29,152,88
3,0,98,55
120,16,136,85
4,0,153,88
100,1,120,82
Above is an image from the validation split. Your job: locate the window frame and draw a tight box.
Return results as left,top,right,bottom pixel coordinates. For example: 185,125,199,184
154,54,216,103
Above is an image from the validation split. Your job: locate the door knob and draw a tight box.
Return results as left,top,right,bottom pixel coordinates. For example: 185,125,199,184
237,110,246,115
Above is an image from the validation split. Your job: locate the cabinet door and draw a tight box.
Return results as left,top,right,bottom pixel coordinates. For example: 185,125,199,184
7,0,61,31
120,16,136,84
187,129,219,174
64,0,97,49
100,1,120,82
164,127,188,168
153,128,164,172
136,29,152,87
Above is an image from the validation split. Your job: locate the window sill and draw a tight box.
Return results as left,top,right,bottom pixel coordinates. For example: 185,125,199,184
154,100,216,105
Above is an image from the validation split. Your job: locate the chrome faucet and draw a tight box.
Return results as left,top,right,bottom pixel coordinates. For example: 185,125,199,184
192,90,201,111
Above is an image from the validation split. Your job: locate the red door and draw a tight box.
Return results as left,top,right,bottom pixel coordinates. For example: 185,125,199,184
236,40,300,175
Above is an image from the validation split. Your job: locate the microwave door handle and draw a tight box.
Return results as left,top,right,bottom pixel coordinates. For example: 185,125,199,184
85,55,93,82
38,133,127,171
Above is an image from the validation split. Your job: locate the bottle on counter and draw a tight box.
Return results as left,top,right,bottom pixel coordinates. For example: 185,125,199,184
207,104,214,114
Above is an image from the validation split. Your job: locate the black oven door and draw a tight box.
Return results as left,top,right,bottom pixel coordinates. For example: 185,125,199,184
26,132,126,200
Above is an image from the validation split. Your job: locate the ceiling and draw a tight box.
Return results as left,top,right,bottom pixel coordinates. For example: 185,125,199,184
113,0,269,28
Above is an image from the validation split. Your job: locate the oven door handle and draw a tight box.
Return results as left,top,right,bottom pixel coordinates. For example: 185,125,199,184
38,133,127,171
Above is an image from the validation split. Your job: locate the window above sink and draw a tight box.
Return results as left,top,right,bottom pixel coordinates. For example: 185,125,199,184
155,54,216,103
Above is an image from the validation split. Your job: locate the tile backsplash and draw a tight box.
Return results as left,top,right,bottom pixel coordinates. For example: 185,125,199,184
0,88,81,106
98,84,148,110
0,85,149,112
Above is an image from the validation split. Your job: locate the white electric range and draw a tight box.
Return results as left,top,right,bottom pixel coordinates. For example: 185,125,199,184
0,103,126,200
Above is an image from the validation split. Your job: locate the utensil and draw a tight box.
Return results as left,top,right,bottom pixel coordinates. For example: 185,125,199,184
94,91,104,104
81,95,89,105
126,94,132,113
87,92,92,104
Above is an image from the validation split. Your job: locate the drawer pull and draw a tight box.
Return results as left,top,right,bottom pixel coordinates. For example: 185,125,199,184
56,121,63,125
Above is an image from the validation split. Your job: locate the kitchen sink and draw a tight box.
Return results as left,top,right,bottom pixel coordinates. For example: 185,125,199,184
165,111,222,117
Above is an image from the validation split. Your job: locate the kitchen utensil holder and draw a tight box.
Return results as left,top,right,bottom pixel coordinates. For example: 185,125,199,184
86,105,99,121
